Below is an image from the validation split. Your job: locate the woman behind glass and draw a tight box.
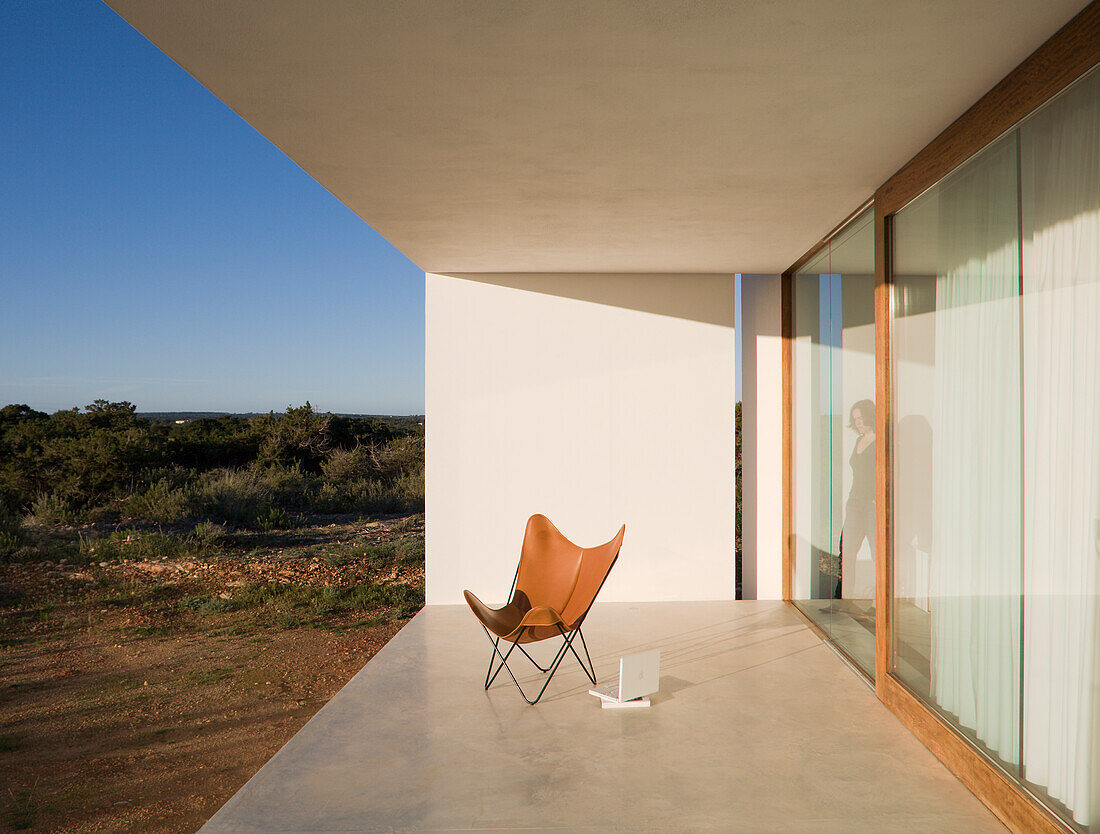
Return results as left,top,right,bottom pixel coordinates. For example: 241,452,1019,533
838,399,876,600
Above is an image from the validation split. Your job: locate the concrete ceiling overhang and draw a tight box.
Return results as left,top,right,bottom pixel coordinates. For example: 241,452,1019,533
105,0,1088,274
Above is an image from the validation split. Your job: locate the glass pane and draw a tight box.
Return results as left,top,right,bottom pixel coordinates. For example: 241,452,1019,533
792,257,833,626
796,264,827,616
792,207,876,677
1018,67,1100,829
830,213,876,670
892,132,1022,772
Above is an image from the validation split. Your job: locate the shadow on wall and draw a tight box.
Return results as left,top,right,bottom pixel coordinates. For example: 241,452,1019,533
434,272,735,329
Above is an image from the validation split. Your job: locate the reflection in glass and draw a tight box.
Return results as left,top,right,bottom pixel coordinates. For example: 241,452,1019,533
1019,69,1100,829
792,207,876,677
891,66,1100,829
892,131,1022,771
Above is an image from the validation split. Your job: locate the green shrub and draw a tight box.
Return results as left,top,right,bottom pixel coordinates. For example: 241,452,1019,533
179,466,323,527
310,482,346,514
314,437,422,513
345,537,424,569
395,536,425,567
83,503,121,524
29,492,79,526
274,612,300,629
321,446,376,485
375,435,423,483
254,505,299,532
0,531,22,559
253,464,316,508
310,482,356,514
311,478,405,514
192,520,226,541
230,579,423,617
191,468,270,524
0,504,24,557
396,468,425,512
254,403,334,472
4,402,163,516
84,529,206,563
120,478,193,523
0,401,423,524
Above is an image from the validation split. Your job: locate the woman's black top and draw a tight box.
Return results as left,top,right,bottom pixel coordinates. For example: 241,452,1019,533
849,438,876,502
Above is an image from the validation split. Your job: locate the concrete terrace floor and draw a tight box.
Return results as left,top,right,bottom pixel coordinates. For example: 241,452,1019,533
201,601,1006,833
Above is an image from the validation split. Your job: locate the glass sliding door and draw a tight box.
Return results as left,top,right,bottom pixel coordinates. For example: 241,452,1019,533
1018,69,1100,830
792,207,876,677
891,65,1100,830
891,131,1023,772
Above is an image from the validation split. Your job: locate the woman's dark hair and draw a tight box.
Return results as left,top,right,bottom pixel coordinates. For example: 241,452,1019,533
849,399,875,430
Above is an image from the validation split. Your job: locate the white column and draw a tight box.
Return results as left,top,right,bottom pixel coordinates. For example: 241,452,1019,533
739,274,784,600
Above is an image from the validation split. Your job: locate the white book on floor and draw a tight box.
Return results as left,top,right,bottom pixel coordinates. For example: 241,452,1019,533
598,695,646,708
589,649,659,708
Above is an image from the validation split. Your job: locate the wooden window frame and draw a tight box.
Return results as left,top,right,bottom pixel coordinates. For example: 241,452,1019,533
781,3,1100,832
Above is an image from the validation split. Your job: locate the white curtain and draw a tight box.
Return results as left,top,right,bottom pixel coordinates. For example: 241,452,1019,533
930,135,1022,766
1021,69,1100,826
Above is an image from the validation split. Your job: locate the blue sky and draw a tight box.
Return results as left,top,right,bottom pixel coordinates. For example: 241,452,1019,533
1,1,425,415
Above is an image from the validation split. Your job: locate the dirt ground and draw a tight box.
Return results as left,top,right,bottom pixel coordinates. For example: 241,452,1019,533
0,515,423,833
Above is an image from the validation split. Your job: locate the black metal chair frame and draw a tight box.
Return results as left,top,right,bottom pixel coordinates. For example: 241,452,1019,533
478,567,598,705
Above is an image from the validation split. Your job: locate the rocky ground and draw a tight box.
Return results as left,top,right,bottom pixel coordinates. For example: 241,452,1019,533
0,514,424,833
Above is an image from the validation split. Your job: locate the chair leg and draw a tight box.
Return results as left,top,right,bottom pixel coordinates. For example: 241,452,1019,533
482,627,540,690
483,632,506,688
568,627,598,685
514,641,553,672
479,625,597,705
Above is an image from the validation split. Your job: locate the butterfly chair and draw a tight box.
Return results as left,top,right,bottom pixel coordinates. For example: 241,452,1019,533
464,514,625,705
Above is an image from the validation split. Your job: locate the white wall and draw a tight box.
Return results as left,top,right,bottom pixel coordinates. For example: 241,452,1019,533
740,274,784,600
425,272,736,605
